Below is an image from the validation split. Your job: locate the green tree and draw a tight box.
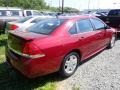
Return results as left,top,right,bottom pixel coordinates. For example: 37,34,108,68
0,0,79,12
0,0,47,10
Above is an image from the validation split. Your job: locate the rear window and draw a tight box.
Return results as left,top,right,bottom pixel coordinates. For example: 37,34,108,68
0,10,21,16
28,19,65,35
15,17,33,23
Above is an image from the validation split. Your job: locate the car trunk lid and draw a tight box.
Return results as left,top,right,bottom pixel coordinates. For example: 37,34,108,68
8,31,48,54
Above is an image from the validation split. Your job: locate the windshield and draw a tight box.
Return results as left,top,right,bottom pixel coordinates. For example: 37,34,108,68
15,17,33,23
28,19,65,35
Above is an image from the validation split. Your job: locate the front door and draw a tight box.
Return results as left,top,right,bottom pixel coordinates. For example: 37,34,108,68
76,19,99,60
90,18,107,49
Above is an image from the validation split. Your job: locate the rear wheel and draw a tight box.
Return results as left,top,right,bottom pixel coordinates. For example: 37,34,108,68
59,52,80,78
108,35,116,49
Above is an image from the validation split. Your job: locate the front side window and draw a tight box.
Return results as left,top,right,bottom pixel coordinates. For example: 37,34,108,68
90,19,105,30
26,11,32,16
77,19,93,33
28,19,65,35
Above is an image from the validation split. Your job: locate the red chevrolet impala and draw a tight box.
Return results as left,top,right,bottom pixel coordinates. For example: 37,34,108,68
6,16,116,78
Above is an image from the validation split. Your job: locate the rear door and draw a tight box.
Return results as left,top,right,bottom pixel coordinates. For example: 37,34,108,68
90,18,107,48
76,19,99,60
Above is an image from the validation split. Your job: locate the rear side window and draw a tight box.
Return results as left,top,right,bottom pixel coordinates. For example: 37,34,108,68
28,19,65,35
77,19,93,33
10,10,19,16
31,18,43,23
15,17,32,23
69,23,77,34
33,11,43,16
90,19,105,30
0,10,20,16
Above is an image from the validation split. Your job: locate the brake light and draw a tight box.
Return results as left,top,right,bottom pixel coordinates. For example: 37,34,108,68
22,43,45,59
10,24,18,30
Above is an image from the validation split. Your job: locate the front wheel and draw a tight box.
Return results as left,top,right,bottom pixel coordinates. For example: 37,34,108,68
59,52,80,78
108,34,116,49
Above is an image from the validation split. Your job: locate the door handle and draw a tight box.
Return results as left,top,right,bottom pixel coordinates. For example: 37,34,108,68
79,37,84,41
80,37,84,39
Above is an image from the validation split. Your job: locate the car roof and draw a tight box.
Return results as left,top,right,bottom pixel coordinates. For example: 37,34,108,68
24,10,39,11
57,15,96,20
24,16,47,19
25,15,96,20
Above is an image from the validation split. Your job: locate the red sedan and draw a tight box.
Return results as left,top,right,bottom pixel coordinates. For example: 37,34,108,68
6,16,116,78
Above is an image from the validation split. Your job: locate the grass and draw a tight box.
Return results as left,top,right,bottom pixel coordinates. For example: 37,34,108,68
0,34,58,90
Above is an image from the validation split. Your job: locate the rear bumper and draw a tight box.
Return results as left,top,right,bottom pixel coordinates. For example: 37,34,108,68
6,48,62,78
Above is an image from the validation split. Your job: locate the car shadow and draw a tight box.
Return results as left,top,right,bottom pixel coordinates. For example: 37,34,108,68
0,34,7,47
0,62,63,90
0,40,7,47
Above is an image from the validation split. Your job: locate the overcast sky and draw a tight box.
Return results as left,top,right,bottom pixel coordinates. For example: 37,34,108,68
45,0,120,10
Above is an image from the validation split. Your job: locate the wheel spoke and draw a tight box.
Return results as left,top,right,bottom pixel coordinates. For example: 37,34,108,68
66,66,71,72
70,56,73,60
65,60,70,66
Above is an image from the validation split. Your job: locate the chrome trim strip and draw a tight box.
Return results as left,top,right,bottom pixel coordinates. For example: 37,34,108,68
8,45,45,59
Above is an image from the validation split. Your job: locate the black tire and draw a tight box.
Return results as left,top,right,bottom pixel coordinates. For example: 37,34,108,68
108,34,116,49
59,52,80,78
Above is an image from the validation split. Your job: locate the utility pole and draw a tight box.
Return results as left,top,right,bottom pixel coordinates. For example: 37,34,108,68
97,0,100,10
113,3,116,9
87,0,90,13
59,0,61,12
62,0,64,14
49,0,52,7
59,0,61,8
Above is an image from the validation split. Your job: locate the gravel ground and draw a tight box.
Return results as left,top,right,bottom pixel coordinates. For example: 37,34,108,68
57,40,120,90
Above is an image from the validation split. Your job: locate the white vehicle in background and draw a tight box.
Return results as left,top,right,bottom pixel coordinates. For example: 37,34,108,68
23,10,43,16
24,10,53,18
0,7,23,33
0,7,53,33
6,16,50,31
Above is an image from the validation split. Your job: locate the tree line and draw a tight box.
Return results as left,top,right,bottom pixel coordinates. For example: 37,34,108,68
0,0,79,12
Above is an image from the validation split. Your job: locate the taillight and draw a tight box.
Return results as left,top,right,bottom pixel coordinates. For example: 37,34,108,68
22,43,45,59
10,24,18,30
